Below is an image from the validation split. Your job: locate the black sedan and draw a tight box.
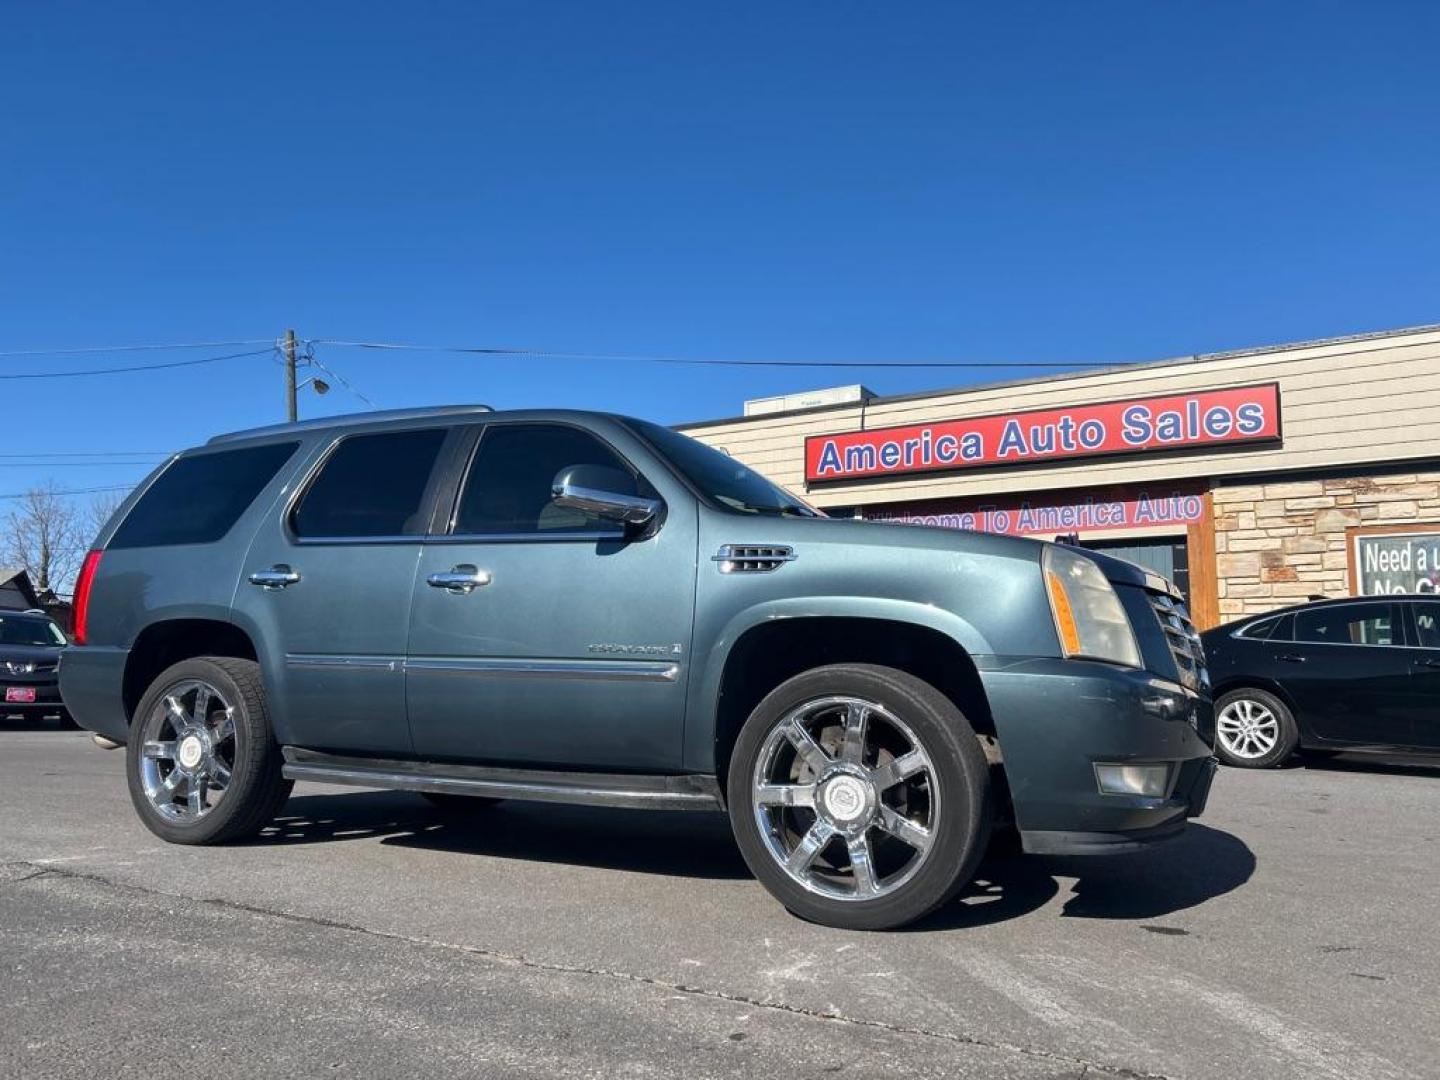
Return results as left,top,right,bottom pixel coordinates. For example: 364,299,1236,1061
1201,594,1440,767
0,609,69,724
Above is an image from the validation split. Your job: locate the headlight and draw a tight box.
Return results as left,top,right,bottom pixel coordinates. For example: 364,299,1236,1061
1043,545,1142,668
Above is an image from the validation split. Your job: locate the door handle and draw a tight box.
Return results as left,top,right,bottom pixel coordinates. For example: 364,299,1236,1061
426,565,492,594
1418,657,1440,669
248,565,300,590
1276,653,1308,663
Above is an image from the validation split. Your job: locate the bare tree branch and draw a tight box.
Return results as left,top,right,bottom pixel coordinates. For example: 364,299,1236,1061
87,489,126,542
3,482,85,596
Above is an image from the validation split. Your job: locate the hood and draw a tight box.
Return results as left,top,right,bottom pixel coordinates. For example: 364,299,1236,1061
1068,544,1170,592
775,513,1049,562
774,514,1171,590
0,642,66,663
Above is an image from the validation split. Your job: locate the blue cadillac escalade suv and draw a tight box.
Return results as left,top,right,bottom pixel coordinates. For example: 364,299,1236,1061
61,406,1216,929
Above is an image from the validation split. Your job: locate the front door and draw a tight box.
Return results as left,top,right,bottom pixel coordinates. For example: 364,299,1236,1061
1400,599,1440,749
235,425,457,755
405,421,697,772
1281,600,1412,747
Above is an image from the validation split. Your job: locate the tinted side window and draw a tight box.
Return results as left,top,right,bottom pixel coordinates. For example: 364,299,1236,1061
1411,601,1440,648
293,429,447,538
1239,615,1280,640
453,424,650,536
109,442,298,549
1295,603,1396,647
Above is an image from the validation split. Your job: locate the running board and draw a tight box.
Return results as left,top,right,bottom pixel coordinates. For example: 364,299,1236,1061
280,747,724,812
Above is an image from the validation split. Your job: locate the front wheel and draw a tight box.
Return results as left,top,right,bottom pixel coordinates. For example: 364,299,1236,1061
126,657,292,844
1214,688,1298,768
727,664,990,931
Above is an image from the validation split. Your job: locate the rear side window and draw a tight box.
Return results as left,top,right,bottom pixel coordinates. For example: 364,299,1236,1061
1295,603,1396,647
452,423,650,536
1411,601,1440,648
1238,616,1280,640
109,442,298,549
293,429,448,538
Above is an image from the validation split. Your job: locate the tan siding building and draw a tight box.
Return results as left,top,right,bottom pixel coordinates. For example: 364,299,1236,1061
679,324,1440,630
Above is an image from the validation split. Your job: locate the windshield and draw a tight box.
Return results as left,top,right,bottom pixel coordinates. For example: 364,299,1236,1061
0,615,67,647
626,419,824,518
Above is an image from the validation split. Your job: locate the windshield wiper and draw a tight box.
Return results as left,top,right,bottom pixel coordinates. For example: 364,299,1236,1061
742,504,816,518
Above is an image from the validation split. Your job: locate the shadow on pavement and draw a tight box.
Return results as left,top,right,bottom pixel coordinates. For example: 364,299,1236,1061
0,716,77,732
258,789,750,880
260,791,1254,923
1289,751,1440,780
908,823,1255,932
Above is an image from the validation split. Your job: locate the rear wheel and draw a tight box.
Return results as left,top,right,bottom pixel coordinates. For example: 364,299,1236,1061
1214,688,1298,768
728,663,990,931
126,657,292,844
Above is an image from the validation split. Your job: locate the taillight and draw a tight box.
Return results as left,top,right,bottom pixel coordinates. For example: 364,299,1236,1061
72,550,103,645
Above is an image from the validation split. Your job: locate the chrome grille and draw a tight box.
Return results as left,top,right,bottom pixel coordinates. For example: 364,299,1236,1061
1150,592,1209,692
713,544,796,573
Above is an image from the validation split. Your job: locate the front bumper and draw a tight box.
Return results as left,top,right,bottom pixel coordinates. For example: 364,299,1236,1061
1,678,64,716
979,657,1216,856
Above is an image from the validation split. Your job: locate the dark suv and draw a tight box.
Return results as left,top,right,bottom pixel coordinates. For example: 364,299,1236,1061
62,407,1216,930
1,609,69,724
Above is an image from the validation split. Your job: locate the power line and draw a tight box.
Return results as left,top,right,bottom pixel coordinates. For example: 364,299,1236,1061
0,339,275,358
0,347,273,381
0,451,170,458
308,354,379,408
314,339,1105,370
0,484,134,501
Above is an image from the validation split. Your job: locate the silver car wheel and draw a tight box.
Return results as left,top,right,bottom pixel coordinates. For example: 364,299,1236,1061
136,679,237,821
1216,697,1280,759
751,695,939,902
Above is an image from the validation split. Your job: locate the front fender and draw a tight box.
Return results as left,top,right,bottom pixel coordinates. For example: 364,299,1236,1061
682,595,992,772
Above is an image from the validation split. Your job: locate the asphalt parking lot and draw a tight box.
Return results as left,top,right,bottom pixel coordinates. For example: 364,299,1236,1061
2,727,1437,1080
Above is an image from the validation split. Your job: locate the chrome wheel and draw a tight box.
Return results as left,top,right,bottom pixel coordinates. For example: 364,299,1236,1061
751,695,939,902
1217,697,1279,759
136,679,236,821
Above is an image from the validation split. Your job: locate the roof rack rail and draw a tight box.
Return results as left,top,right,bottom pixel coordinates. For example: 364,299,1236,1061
207,404,495,445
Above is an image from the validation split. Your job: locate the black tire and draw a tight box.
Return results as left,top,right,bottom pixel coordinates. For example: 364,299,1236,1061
126,657,292,844
727,663,990,931
421,791,502,812
1214,687,1299,769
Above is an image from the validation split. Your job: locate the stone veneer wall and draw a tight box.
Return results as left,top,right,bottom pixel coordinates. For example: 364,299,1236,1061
1211,470,1440,619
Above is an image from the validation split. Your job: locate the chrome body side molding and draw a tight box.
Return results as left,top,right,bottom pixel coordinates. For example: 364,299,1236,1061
281,747,723,811
284,654,680,681
402,657,680,682
285,654,400,672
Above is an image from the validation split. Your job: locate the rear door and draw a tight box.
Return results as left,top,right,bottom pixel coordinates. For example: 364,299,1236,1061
234,424,461,755
1280,601,1412,747
404,419,698,771
1400,599,1440,749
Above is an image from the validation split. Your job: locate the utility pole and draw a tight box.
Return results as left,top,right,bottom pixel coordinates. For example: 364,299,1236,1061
284,329,298,422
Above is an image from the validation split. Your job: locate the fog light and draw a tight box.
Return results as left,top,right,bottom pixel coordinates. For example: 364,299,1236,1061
1094,763,1170,797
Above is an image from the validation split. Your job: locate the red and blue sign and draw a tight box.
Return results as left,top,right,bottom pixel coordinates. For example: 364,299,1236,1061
866,487,1207,538
805,383,1282,483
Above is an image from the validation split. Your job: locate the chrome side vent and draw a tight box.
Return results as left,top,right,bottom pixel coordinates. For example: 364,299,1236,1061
713,544,796,573
1150,592,1209,693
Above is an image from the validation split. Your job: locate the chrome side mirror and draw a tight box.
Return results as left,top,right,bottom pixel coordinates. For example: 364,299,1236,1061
551,465,662,528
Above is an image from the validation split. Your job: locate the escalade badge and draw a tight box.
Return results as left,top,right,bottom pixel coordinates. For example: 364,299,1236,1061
587,643,683,656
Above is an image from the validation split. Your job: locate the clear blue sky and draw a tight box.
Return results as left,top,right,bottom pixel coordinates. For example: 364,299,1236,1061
3,2,1438,501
